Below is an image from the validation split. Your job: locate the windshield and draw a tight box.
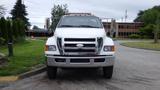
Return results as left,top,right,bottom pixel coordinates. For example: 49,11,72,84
57,16,103,28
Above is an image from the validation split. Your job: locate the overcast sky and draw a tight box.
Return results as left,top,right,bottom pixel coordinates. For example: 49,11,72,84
0,0,159,28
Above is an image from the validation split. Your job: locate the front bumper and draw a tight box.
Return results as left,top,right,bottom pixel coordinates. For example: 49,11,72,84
46,55,115,68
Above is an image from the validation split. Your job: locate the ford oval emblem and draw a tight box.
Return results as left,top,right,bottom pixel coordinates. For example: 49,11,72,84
76,44,84,48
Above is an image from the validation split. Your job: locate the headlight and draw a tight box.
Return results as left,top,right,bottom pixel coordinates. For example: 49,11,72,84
103,46,115,52
45,45,56,51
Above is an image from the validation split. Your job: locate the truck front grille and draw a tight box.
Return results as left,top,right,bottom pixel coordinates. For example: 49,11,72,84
63,38,97,55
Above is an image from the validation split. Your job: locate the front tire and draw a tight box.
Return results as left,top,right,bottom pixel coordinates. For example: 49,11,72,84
47,66,57,79
103,66,113,79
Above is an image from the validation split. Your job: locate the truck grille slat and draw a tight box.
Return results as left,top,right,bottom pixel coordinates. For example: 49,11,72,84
64,42,96,44
64,44,96,47
64,49,95,52
64,38,95,42
64,47,96,50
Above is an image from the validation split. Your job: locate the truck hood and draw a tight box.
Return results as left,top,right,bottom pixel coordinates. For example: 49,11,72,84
54,28,106,38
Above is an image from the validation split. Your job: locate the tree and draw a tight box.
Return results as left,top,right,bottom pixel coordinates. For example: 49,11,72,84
0,17,8,42
6,19,13,56
154,15,160,43
10,0,30,27
0,17,26,56
0,5,5,18
134,10,144,22
134,6,160,25
12,20,19,39
17,19,25,38
0,18,26,43
134,5,160,43
32,25,39,30
51,4,68,31
139,24,154,39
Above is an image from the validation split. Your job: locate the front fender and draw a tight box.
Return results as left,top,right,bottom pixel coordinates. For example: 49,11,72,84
100,37,115,55
45,36,60,55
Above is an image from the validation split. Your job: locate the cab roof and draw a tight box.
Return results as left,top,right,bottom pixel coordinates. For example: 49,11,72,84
65,13,94,16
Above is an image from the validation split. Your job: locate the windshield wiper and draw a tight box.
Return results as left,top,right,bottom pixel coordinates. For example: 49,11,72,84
59,25,75,27
78,25,100,28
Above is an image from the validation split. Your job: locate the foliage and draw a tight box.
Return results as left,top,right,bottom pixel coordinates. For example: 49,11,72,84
139,24,154,39
51,4,68,31
0,17,7,42
10,0,30,27
0,37,5,45
0,5,6,18
134,5,160,41
128,34,141,39
32,25,40,30
134,6,160,25
0,17,26,44
153,15,160,43
134,10,144,22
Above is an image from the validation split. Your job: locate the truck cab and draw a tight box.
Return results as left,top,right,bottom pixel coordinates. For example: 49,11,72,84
45,14,115,79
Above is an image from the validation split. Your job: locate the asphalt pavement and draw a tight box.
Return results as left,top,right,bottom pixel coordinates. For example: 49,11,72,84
1,41,160,90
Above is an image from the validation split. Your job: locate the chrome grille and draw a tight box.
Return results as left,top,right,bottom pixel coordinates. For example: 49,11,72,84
63,38,97,55
57,37,63,54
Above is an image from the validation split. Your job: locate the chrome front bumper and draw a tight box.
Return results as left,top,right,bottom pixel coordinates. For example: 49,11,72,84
46,55,115,68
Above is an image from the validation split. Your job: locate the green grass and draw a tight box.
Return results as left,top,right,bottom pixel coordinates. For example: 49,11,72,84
35,37,48,41
0,40,45,76
121,41,160,51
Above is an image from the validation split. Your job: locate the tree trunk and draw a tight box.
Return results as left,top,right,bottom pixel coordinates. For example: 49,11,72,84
154,15,160,43
154,31,158,43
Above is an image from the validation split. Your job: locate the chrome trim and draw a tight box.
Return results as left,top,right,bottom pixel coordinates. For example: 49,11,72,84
64,47,96,50
62,38,98,55
46,55,115,67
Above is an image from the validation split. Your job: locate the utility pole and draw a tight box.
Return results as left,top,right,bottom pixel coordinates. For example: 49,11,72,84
125,10,128,22
22,0,24,4
121,17,124,22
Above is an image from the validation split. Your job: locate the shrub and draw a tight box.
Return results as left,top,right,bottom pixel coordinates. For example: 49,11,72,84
139,24,154,39
0,17,26,44
129,34,141,39
0,37,5,45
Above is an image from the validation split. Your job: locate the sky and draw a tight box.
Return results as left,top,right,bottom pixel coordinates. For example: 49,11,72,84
0,0,160,28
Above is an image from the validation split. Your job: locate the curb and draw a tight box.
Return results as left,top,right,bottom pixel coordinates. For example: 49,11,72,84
0,76,18,82
19,66,47,79
120,43,160,51
0,66,46,82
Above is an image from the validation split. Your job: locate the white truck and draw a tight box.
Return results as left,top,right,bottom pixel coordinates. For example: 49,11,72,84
45,14,115,79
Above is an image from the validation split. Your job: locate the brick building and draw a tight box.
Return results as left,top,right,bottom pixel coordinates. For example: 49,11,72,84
103,21,143,38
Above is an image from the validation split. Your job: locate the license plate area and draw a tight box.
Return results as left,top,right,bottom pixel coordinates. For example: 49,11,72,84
70,59,90,63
